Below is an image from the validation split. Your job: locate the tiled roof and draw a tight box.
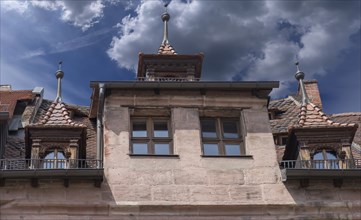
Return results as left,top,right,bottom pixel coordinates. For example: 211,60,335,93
30,100,86,128
295,103,357,129
158,43,178,55
0,90,34,118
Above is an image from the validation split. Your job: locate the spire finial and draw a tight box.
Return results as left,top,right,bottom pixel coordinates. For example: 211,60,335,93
58,61,63,71
294,61,309,105
55,61,64,102
161,3,170,45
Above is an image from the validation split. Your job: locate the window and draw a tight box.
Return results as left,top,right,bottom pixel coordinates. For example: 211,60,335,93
43,149,66,169
200,118,243,156
131,118,172,155
312,150,339,169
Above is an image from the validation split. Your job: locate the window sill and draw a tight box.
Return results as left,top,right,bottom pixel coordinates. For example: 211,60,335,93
128,154,180,158
201,155,253,158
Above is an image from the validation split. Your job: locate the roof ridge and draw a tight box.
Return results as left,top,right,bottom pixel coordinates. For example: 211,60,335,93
287,95,301,107
331,112,361,117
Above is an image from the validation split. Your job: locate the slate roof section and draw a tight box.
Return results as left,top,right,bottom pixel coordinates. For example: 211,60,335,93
158,43,178,55
0,90,34,118
269,97,300,134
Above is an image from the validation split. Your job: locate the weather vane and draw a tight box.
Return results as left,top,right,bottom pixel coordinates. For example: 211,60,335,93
58,61,63,70
295,61,300,72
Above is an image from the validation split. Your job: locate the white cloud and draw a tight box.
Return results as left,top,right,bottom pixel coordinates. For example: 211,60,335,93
107,0,360,98
1,1,29,14
59,0,105,31
1,0,106,31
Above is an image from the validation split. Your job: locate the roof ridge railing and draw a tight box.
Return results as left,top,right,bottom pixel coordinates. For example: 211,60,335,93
137,77,200,82
0,158,103,170
280,159,361,170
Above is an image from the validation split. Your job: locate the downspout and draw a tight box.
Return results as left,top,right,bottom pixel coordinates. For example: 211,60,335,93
97,83,105,168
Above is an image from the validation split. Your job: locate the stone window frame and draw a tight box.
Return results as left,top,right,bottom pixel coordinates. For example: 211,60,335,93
130,117,174,155
200,117,244,156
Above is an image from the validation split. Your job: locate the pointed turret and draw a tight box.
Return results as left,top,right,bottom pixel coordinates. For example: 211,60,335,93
157,4,177,55
29,62,85,128
137,4,204,81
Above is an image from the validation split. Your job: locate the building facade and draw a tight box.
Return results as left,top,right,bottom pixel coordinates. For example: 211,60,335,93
0,8,360,220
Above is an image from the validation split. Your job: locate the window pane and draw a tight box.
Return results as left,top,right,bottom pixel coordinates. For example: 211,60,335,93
132,143,148,154
313,152,325,160
326,151,339,169
133,122,147,137
313,152,324,169
223,121,238,139
154,143,170,155
325,151,337,160
203,144,219,155
201,119,217,138
225,144,241,155
154,122,169,137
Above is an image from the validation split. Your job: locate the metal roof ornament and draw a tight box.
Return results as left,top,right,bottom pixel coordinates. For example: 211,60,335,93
294,61,310,105
55,61,64,102
161,3,170,45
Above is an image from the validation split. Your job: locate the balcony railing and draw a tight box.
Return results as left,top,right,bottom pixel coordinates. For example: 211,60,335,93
0,158,103,170
280,159,361,186
280,159,361,170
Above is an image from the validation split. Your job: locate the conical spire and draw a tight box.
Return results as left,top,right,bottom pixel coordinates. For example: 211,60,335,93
158,3,177,55
55,61,64,102
294,62,310,105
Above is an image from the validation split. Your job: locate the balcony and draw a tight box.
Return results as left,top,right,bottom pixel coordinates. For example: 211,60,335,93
0,159,103,187
280,159,361,187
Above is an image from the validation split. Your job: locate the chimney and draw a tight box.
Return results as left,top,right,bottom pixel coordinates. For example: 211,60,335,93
0,85,12,91
298,80,323,109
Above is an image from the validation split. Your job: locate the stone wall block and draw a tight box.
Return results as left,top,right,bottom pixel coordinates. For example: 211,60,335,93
174,168,208,185
190,186,230,202
229,186,263,203
207,170,245,185
244,167,279,185
113,185,151,201
262,184,295,204
152,185,191,202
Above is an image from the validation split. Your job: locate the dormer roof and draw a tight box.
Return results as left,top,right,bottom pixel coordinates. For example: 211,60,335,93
28,100,85,128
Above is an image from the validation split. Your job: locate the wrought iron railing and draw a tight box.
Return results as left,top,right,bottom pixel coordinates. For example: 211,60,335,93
280,159,361,170
0,159,103,170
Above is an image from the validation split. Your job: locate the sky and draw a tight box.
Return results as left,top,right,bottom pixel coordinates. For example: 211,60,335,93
0,0,360,114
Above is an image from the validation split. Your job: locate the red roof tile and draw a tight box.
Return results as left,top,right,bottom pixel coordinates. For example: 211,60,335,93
295,102,357,129
30,100,85,128
0,90,34,118
158,43,178,55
